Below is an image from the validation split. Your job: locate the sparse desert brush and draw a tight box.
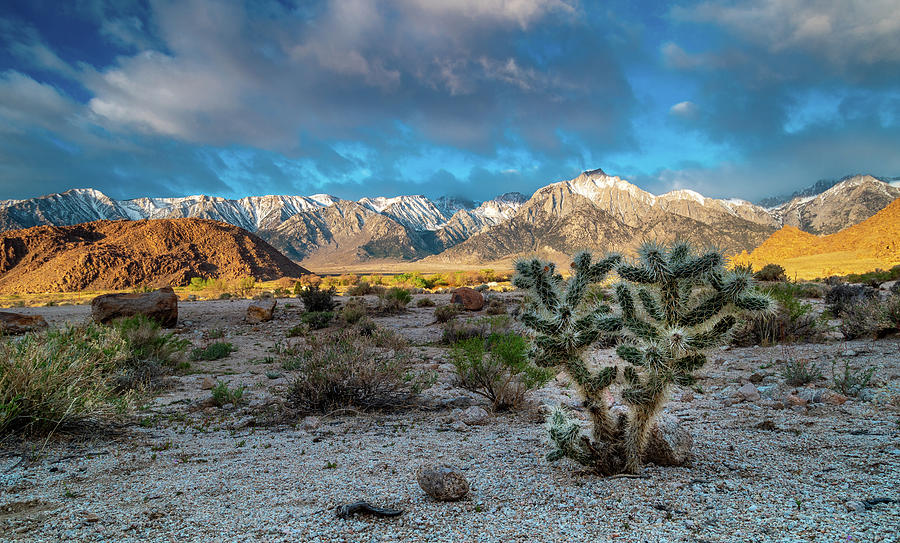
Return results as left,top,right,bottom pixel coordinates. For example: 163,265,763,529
831,359,875,397
210,381,246,407
301,311,334,330
825,283,876,317
377,287,411,314
286,323,308,338
754,263,787,282
190,341,236,361
0,324,130,433
111,315,190,389
731,283,823,346
416,296,436,308
440,315,512,344
339,299,368,324
347,281,375,296
515,242,772,474
282,327,432,413
838,295,900,340
485,299,506,315
434,304,461,323
297,284,337,312
777,347,823,386
451,333,552,411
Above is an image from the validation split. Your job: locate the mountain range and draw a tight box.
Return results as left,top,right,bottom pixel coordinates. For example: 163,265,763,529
1,170,897,271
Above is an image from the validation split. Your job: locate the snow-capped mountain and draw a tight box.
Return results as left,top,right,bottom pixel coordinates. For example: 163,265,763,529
2,169,897,268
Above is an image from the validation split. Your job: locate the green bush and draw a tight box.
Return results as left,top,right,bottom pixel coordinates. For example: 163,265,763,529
485,299,506,315
298,284,337,312
779,354,823,386
339,299,367,324
831,359,875,397
210,381,245,406
286,324,307,338
282,327,432,413
754,263,787,282
347,282,375,296
826,284,876,317
416,297,436,308
301,311,334,330
434,304,461,323
190,342,235,361
441,315,512,344
451,333,552,410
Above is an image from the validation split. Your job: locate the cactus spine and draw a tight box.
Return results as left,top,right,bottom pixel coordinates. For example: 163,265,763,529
514,242,773,475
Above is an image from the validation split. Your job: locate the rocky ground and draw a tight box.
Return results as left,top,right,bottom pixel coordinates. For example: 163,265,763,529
1,295,899,542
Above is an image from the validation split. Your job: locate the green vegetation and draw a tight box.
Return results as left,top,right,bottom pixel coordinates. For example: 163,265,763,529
831,359,875,397
441,315,512,344
190,342,236,361
301,311,334,330
451,333,552,410
434,304,461,323
339,299,368,324
415,297,436,308
210,381,245,406
377,287,411,314
754,263,787,282
297,284,337,312
514,242,773,474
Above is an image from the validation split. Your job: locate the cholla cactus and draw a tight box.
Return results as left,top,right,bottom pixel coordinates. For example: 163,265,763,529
513,241,773,475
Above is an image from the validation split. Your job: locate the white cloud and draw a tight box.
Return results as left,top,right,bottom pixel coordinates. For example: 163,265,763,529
669,101,699,118
400,0,575,28
673,0,900,67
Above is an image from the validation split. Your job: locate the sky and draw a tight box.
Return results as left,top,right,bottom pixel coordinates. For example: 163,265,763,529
1,0,899,203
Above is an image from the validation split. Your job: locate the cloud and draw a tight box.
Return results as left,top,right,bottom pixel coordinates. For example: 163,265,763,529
673,0,900,72
669,100,699,119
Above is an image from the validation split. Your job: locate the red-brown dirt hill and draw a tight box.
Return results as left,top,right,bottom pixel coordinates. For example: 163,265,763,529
0,218,309,294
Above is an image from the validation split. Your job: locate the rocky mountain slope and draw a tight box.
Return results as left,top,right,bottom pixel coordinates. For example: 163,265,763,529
1,171,896,268
769,175,900,235
0,219,308,294
734,198,900,279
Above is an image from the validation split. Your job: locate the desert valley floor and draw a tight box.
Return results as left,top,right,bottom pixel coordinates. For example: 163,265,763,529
1,295,898,542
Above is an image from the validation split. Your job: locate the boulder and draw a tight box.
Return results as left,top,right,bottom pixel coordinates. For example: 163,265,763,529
91,287,178,327
735,382,761,402
0,312,49,335
450,287,484,311
452,406,490,426
247,297,277,324
643,414,693,467
417,465,470,501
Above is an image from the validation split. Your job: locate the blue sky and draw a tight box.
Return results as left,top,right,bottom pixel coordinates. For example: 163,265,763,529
1,0,899,203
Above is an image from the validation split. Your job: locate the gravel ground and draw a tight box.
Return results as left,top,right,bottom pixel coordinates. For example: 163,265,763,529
1,296,899,542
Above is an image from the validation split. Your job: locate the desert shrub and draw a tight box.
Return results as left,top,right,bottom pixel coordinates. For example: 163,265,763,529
844,265,900,285
515,243,772,475
416,297,436,308
190,342,235,361
839,298,887,339
831,359,875,397
451,333,552,410
754,263,787,282
210,381,245,406
111,315,190,389
282,327,432,413
298,284,337,312
485,299,507,315
347,282,375,296
353,316,377,336
441,315,512,344
891,282,900,295
731,307,822,346
286,324,307,338
301,311,334,330
765,282,825,300
779,352,823,386
434,304,461,323
339,299,368,324
826,284,876,317
0,324,130,433
377,287,411,314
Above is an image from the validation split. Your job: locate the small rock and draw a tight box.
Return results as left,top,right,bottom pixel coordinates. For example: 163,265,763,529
84,513,100,523
450,420,469,432
823,330,844,342
449,287,484,311
300,416,320,431
748,372,766,384
845,500,866,513
785,394,808,407
735,383,760,402
841,349,858,357
856,388,877,402
679,391,694,403
821,390,848,405
417,465,470,501
201,377,216,390
796,388,824,403
247,297,277,324
643,414,693,467
453,406,489,426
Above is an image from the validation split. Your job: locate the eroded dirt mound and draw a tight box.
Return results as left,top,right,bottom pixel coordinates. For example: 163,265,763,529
0,218,309,294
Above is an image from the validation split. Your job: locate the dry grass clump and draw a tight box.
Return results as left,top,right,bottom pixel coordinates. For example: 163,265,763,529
339,299,368,324
113,315,190,389
415,297,436,308
434,304,462,323
0,324,129,433
282,326,430,413
376,287,411,314
440,315,512,344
